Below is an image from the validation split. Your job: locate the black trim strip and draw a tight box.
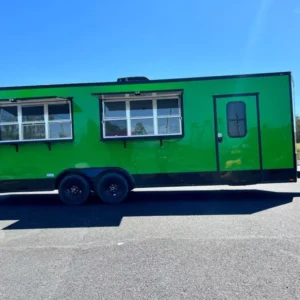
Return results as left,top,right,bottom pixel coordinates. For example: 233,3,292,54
180,91,185,139
70,97,75,144
288,73,297,175
92,89,184,97
0,139,73,152
0,179,55,193
213,92,259,98
213,96,220,174
99,97,103,141
255,93,263,180
0,72,291,91
0,96,71,102
100,135,184,142
0,139,73,146
0,168,296,194
132,169,296,188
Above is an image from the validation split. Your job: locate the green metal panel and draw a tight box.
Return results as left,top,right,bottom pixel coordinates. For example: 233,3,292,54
215,95,260,171
0,73,294,181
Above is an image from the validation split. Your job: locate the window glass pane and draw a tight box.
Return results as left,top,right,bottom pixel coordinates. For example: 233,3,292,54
0,125,19,141
105,120,127,137
158,117,181,135
130,100,153,117
48,104,70,121
227,120,246,138
226,102,246,137
157,99,179,116
104,102,126,118
23,124,45,140
227,102,245,120
22,106,44,122
0,107,18,123
49,122,72,139
131,119,154,135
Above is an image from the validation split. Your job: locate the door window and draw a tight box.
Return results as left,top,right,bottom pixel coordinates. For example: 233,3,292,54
226,101,247,138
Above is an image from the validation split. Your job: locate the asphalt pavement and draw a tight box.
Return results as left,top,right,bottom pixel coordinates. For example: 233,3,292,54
0,183,300,300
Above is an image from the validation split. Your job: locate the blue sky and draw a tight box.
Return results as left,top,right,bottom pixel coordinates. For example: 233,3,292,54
0,0,299,112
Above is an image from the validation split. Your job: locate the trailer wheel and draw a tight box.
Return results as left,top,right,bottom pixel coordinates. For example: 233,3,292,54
96,172,129,204
58,174,90,205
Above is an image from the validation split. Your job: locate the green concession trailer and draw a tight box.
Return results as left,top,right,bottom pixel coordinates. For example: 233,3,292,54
0,71,296,204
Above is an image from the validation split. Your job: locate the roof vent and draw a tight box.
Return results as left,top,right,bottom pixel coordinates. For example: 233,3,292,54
117,76,150,83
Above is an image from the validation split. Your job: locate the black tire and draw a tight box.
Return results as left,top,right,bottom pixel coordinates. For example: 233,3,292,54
96,173,129,204
58,174,90,205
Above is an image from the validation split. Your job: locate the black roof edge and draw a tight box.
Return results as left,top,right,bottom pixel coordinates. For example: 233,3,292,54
0,71,292,91
91,88,184,97
0,96,72,101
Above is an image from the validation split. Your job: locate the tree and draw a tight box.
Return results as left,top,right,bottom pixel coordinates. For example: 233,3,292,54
296,115,300,130
296,115,300,143
134,122,147,135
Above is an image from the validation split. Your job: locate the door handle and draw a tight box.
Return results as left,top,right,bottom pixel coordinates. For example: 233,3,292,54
217,133,223,143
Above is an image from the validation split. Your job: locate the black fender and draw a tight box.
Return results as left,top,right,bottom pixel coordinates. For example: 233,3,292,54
55,167,135,190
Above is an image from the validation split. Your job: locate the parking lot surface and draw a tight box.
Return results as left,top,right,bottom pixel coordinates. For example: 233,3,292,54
0,183,300,300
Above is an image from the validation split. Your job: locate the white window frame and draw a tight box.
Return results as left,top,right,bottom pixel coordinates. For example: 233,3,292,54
0,99,73,143
21,103,47,141
47,102,73,140
0,105,19,141
101,91,183,139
